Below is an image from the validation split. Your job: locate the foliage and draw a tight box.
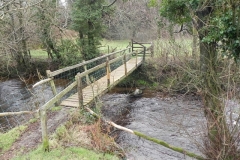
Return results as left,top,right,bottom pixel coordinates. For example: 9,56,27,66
58,39,82,67
71,0,108,60
156,0,240,159
208,3,240,61
34,0,61,60
159,0,240,61
159,0,192,24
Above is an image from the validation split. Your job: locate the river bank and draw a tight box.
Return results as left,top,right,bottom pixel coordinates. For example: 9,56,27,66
0,77,206,160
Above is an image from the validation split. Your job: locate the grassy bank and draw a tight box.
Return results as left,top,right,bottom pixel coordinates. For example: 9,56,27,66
0,108,121,160
13,146,118,160
0,125,27,154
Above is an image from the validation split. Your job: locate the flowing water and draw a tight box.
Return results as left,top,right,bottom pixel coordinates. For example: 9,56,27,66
102,88,205,160
0,78,69,131
0,79,208,159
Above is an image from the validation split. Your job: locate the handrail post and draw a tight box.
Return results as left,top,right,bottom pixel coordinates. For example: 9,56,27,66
136,51,138,67
131,39,133,52
129,42,131,53
106,57,110,86
83,60,90,85
76,73,83,108
124,54,127,75
46,70,59,105
40,108,49,152
143,46,146,63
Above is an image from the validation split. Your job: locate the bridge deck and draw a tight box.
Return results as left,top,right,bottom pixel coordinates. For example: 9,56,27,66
60,57,143,107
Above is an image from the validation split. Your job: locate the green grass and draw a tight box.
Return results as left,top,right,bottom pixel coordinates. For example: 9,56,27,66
30,49,48,59
50,106,63,112
13,146,119,160
100,39,130,53
0,125,27,153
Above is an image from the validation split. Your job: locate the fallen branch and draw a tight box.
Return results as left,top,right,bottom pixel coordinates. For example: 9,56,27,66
84,106,204,160
0,110,38,117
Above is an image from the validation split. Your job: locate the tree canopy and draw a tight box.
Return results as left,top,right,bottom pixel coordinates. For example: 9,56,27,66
158,0,240,60
71,0,106,60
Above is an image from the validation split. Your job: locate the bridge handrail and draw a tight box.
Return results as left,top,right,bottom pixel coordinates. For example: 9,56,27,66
37,42,150,151
79,52,133,78
48,47,131,77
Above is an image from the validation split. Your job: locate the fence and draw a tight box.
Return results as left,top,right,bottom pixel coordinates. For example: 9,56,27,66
0,40,153,151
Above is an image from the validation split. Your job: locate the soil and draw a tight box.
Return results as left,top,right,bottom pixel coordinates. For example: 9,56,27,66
0,107,71,160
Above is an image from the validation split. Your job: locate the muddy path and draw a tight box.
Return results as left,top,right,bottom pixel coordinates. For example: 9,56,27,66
102,89,206,160
0,108,70,160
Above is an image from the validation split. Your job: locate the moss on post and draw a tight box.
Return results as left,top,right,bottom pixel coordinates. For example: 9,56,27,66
40,109,49,152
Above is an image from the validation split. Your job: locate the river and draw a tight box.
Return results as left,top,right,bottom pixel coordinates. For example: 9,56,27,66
0,79,209,159
0,78,68,131
102,88,205,160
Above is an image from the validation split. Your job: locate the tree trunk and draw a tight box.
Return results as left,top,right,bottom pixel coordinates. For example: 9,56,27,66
196,7,237,158
39,0,60,61
79,31,86,59
192,26,198,59
87,20,97,60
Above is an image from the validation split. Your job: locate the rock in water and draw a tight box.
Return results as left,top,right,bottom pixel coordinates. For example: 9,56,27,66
133,89,142,95
129,88,143,98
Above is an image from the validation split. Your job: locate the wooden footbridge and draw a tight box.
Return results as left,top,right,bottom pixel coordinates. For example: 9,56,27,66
31,40,152,150
35,40,153,110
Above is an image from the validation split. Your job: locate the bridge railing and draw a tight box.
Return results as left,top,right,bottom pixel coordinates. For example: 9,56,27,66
38,46,142,151
16,41,151,151
131,39,154,61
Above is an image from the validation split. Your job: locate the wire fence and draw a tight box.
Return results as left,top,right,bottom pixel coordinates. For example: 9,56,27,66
0,40,153,134
0,44,141,133
0,79,55,132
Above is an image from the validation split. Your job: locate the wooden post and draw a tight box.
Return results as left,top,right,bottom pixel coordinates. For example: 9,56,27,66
106,57,110,86
143,46,146,63
76,73,83,108
83,60,90,85
129,42,131,53
124,54,127,75
46,70,59,105
131,39,134,52
40,108,49,152
136,51,138,67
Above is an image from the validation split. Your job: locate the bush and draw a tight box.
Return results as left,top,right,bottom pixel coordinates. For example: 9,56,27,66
58,39,82,67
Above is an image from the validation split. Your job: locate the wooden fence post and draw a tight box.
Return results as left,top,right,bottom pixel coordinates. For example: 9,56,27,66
131,39,134,52
136,51,138,67
106,57,110,86
124,54,127,75
129,42,131,53
46,70,59,105
76,73,83,108
40,108,49,152
143,46,146,63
